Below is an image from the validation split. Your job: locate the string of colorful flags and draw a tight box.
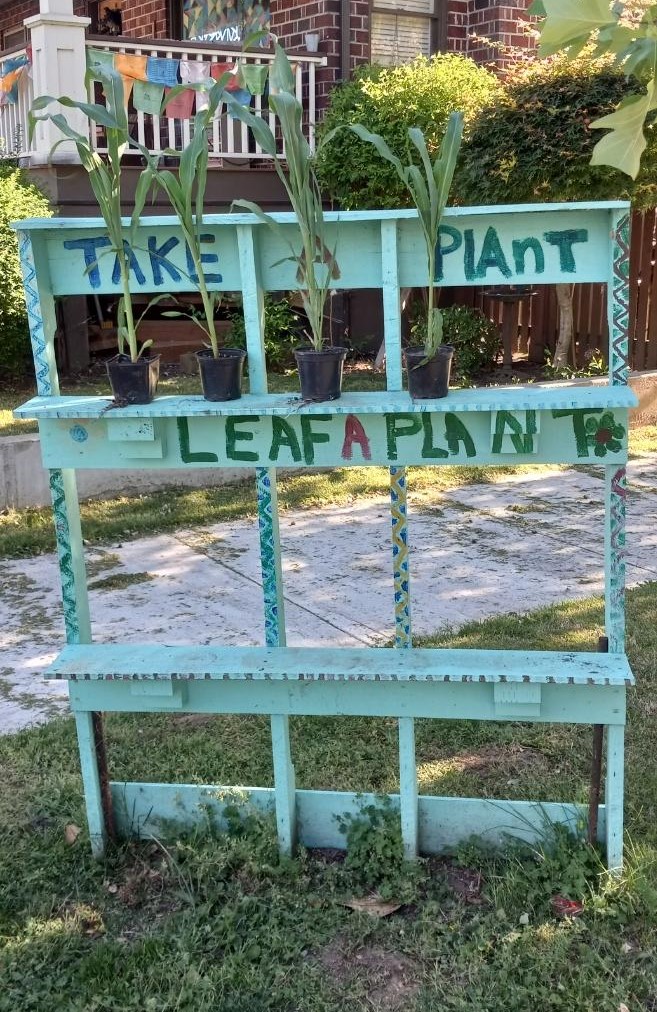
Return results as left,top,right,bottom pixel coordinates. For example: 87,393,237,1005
0,48,31,107
87,49,275,119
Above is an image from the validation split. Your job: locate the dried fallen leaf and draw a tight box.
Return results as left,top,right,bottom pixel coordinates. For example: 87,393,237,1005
519,912,530,926
64,823,81,845
342,895,402,918
107,883,119,895
619,1004,631,1012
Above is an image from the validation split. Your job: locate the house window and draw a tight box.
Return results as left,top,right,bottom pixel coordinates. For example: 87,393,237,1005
2,25,27,52
371,0,445,66
182,0,271,44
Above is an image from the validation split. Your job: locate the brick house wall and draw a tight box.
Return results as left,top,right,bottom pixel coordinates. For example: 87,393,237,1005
0,1,533,71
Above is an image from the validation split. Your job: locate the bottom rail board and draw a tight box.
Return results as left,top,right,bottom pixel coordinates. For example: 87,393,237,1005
110,782,604,852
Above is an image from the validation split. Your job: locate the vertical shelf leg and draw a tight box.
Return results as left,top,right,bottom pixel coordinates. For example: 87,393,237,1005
605,724,625,872
256,466,297,855
390,466,418,858
605,465,627,654
74,711,108,858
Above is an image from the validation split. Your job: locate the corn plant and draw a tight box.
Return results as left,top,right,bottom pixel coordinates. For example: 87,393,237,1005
349,113,463,359
29,64,157,363
142,74,232,358
226,40,339,351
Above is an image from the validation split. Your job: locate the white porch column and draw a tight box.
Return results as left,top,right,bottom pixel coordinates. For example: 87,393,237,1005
24,0,91,164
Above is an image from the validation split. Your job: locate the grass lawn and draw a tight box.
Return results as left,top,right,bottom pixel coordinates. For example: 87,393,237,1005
1,585,657,1010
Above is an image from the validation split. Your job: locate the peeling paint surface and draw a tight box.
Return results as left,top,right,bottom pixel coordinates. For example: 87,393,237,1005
1,457,656,734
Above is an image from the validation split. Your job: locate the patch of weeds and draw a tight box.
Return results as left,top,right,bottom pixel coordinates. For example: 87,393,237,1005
87,571,153,592
85,551,121,578
337,796,422,901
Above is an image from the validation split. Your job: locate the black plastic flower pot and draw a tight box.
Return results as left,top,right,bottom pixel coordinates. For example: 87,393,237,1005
294,346,348,402
196,348,246,401
405,345,454,400
106,353,161,405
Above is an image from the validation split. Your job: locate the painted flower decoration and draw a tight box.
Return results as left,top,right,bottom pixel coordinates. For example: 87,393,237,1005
585,413,625,457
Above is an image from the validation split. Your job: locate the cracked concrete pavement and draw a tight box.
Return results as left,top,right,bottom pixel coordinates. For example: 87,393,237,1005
1,456,656,734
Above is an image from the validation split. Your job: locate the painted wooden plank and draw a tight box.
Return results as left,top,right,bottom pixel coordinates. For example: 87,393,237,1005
47,643,635,685
605,465,627,654
31,406,634,472
16,204,627,297
109,781,607,852
271,713,296,856
381,218,402,392
68,677,628,727
236,224,267,394
75,711,107,857
17,228,59,397
48,469,92,645
398,717,418,859
16,386,638,420
605,724,625,871
390,467,411,648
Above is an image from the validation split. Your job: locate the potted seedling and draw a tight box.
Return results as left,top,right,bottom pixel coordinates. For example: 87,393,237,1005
349,113,463,398
146,76,246,401
227,40,345,402
30,64,161,404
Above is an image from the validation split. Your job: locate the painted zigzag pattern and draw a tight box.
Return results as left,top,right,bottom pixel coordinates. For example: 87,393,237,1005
19,230,52,396
390,466,411,648
611,213,630,386
49,469,80,644
256,467,281,647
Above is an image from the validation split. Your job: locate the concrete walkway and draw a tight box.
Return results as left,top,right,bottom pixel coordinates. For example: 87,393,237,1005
2,456,656,734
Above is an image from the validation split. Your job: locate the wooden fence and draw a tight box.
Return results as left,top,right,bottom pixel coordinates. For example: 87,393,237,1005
445,209,657,372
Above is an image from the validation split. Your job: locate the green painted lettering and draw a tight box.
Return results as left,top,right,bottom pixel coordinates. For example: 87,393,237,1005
552,408,601,456
512,237,545,276
300,415,332,465
444,413,476,457
385,414,422,460
474,226,512,280
226,415,259,462
421,414,448,458
543,229,588,273
491,410,537,454
269,416,302,463
435,225,462,282
463,228,476,281
177,417,219,463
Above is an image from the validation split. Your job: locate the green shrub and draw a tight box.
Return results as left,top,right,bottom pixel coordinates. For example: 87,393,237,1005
228,294,302,371
0,165,53,377
455,55,657,209
411,303,501,380
316,55,500,211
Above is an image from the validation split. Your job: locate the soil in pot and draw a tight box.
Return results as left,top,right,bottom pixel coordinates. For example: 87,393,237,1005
196,348,246,401
106,354,161,405
294,346,348,402
405,345,454,399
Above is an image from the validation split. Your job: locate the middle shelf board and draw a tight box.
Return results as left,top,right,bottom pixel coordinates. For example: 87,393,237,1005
15,385,639,421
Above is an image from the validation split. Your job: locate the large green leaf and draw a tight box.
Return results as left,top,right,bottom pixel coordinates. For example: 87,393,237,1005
590,87,657,178
536,0,617,56
348,124,406,183
270,40,296,96
225,98,277,155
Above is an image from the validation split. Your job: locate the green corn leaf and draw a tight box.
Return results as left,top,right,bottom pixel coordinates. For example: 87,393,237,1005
225,98,278,155
270,40,296,95
348,124,406,184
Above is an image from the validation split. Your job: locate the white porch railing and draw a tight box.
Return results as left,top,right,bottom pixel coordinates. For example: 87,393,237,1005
88,37,326,161
0,48,35,159
0,33,326,165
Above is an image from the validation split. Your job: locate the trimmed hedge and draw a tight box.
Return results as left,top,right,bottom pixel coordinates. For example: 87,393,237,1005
0,165,53,378
455,56,657,210
316,55,500,211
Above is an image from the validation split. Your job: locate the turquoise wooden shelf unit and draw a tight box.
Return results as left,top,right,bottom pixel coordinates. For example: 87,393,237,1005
13,202,636,869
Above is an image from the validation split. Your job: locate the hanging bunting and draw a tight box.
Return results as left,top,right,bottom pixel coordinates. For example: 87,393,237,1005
114,53,148,106
180,60,212,112
132,80,165,116
0,52,30,106
146,56,180,88
86,48,116,79
210,61,241,92
162,87,195,120
238,63,269,96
